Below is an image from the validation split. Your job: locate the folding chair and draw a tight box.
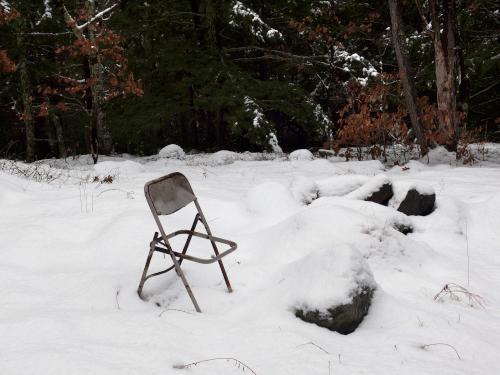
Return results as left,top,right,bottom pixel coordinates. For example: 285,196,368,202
138,172,237,312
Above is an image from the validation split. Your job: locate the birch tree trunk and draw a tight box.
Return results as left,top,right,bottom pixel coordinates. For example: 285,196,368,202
388,0,427,154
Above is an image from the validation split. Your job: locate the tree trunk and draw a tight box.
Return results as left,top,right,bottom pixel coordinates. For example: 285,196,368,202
430,0,458,151
51,112,66,158
17,30,35,162
388,0,427,154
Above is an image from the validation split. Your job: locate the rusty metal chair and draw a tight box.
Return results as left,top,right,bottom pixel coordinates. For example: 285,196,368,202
138,172,236,312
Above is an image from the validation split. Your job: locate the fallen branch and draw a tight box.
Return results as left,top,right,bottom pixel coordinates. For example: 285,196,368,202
296,341,329,354
421,343,461,360
173,357,257,374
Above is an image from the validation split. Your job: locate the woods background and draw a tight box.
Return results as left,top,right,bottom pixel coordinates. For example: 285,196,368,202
0,0,498,162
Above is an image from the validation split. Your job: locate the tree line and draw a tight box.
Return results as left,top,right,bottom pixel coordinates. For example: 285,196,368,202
1,0,498,162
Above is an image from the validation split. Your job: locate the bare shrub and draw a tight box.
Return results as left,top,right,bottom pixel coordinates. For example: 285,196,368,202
434,283,485,308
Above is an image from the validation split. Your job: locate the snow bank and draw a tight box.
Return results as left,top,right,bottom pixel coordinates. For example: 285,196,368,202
280,245,376,312
289,149,314,161
246,181,299,215
93,160,144,176
316,174,369,197
289,176,319,205
208,150,238,166
158,144,185,159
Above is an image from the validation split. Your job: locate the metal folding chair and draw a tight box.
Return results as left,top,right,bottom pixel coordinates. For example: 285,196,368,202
138,172,237,312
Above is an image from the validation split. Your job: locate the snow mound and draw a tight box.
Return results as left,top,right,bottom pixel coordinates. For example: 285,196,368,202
290,176,319,205
208,150,238,166
281,244,376,312
346,174,391,200
246,181,299,215
93,160,144,176
289,149,314,161
316,174,370,197
158,144,185,159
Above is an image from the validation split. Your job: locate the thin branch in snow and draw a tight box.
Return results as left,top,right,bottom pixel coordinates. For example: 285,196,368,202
173,357,257,374
158,308,195,317
115,287,121,310
420,343,462,360
296,341,329,354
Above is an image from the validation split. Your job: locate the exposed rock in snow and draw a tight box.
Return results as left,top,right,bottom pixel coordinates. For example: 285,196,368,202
346,174,393,205
290,176,319,205
208,150,238,166
287,245,376,334
158,144,185,159
289,149,314,161
397,186,436,216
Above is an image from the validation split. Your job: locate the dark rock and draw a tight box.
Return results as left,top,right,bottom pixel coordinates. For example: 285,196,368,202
398,188,435,216
393,222,413,235
295,286,375,335
365,183,393,206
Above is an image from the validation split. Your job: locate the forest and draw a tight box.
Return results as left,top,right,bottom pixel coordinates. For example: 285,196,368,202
0,0,499,162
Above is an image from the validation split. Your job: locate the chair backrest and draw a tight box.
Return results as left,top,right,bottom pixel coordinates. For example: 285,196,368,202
144,172,196,215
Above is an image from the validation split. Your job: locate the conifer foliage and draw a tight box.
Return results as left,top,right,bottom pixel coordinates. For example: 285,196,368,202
0,0,498,160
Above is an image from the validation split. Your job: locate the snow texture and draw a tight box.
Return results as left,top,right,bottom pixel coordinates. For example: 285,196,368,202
289,149,314,161
289,176,319,205
158,144,185,159
208,150,238,166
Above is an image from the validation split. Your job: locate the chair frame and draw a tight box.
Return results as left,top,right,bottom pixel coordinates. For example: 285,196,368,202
138,172,236,312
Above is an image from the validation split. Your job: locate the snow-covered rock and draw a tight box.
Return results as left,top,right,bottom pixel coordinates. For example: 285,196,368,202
289,149,314,161
346,174,393,205
284,245,376,334
290,176,319,205
208,150,238,166
158,144,185,159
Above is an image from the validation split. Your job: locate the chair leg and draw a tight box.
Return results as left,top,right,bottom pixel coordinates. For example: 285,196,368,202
138,231,202,312
137,232,158,298
195,200,233,293
166,245,202,312
177,213,200,267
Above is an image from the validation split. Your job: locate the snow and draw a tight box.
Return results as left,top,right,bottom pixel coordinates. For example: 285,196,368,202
158,144,185,159
316,174,369,197
289,149,314,161
289,176,319,205
230,1,282,41
94,159,144,177
246,181,299,217
2,148,500,374
345,174,391,200
267,132,282,153
208,150,238,166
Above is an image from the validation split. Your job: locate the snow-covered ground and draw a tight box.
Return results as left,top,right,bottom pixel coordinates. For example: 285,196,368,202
1,147,500,375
